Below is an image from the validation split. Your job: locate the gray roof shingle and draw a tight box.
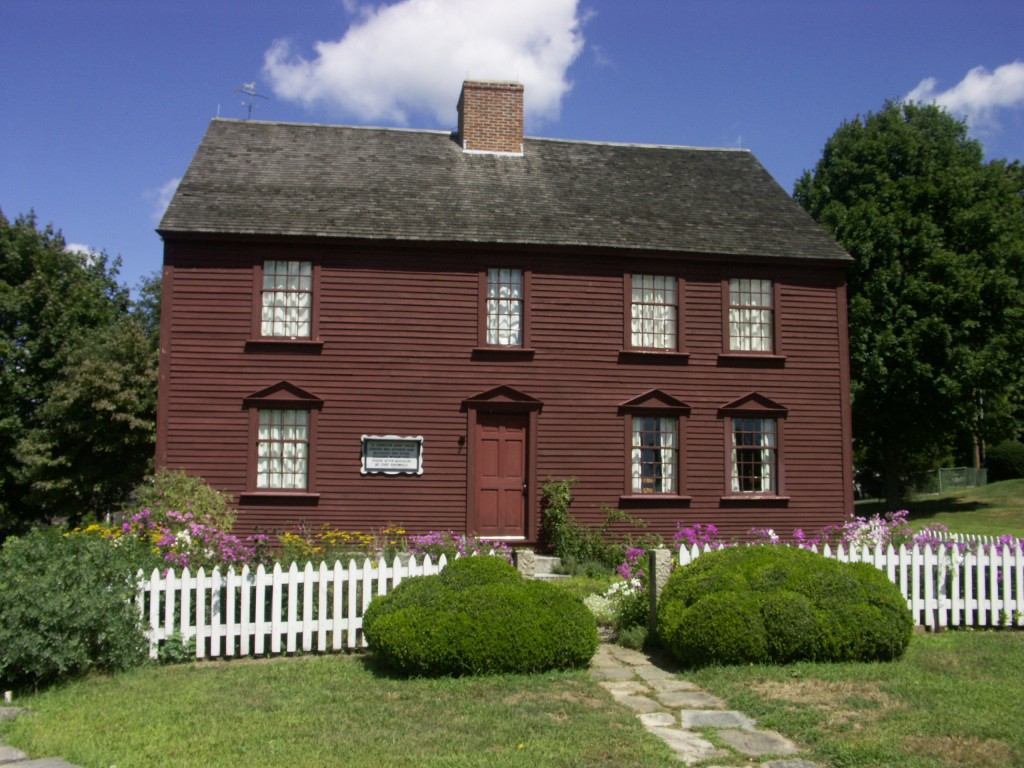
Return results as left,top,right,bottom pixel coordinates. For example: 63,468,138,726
159,119,850,263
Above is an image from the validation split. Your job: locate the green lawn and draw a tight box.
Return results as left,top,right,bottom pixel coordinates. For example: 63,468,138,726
688,631,1024,768
858,478,1024,538
0,653,677,768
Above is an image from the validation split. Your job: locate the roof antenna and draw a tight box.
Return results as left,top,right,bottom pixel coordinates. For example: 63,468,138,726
235,81,269,120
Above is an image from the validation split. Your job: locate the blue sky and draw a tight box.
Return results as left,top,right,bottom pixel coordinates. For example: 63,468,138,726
2,0,1022,291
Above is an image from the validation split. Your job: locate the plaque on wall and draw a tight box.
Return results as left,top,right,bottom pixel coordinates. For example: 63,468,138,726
361,435,424,475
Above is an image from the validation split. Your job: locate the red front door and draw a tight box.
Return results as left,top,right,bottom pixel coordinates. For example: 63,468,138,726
474,412,527,537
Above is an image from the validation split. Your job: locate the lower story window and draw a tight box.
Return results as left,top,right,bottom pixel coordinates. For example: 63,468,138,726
731,417,776,493
631,416,677,494
257,409,309,489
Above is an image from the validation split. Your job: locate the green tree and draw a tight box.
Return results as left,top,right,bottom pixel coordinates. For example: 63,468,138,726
0,211,157,536
795,102,1024,504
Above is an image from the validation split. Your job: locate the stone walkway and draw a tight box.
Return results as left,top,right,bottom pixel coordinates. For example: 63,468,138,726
591,644,827,767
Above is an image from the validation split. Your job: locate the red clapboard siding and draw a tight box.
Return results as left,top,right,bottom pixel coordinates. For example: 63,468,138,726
157,240,852,542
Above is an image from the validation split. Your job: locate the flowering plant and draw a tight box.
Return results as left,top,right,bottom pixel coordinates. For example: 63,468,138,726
278,523,407,565
407,530,514,563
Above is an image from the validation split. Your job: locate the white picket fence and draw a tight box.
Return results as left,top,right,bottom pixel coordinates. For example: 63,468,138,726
137,554,449,660
677,542,1024,629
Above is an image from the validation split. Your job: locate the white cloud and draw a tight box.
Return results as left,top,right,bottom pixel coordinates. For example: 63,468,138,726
65,242,94,256
263,0,585,129
144,177,181,223
907,61,1024,130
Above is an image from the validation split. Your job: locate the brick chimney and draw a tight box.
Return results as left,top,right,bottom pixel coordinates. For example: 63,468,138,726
457,81,524,155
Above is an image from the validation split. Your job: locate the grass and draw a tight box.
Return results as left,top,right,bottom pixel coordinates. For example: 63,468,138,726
857,478,1024,538
0,653,678,768
687,630,1024,767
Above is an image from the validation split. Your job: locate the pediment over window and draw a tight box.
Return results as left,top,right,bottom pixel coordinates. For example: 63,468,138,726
243,381,324,409
718,392,787,417
618,389,691,416
462,385,543,412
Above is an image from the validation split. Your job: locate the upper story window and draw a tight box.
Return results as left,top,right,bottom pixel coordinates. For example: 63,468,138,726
257,408,310,490
731,416,777,494
486,268,523,346
261,260,312,338
631,274,677,350
631,415,678,494
728,278,773,353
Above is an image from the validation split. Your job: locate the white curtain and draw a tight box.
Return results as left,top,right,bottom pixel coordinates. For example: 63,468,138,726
258,410,309,489
631,274,676,349
262,260,312,338
632,416,676,493
728,278,772,352
486,268,523,345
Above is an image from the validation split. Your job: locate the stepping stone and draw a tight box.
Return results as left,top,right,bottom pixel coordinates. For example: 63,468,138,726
590,665,637,682
718,728,800,757
638,711,676,727
762,760,826,768
0,707,24,723
615,694,665,714
0,743,29,762
634,665,679,685
599,680,650,697
656,690,726,709
645,677,699,693
605,647,651,666
16,760,81,767
647,727,729,765
680,709,756,730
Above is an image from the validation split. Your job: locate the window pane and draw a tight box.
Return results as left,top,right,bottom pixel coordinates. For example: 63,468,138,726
728,278,773,352
631,274,677,350
256,408,310,490
631,415,677,494
731,417,776,493
486,268,524,346
261,260,313,338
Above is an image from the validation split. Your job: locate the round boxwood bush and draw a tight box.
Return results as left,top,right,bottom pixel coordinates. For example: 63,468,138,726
0,528,148,690
657,546,912,667
363,556,598,676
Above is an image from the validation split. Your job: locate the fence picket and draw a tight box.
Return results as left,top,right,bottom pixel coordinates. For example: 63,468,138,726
270,564,284,654
302,562,315,653
240,565,252,656
286,563,300,654
195,567,207,659
332,561,344,651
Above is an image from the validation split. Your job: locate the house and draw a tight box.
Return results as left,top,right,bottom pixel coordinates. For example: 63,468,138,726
156,80,853,544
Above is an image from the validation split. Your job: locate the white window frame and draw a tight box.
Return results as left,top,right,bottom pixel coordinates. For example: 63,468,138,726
485,268,524,346
728,278,773,353
261,260,313,338
257,409,310,490
631,415,678,494
731,416,777,494
631,274,677,350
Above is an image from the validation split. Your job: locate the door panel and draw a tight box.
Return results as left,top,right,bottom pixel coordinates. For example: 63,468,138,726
474,412,528,537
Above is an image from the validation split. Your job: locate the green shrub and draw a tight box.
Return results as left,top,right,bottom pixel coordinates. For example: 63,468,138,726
540,479,646,569
0,528,148,690
657,546,912,667
124,469,236,530
987,439,1024,482
363,556,598,676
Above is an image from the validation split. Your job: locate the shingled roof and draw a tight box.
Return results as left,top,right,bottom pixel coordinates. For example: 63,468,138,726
159,118,850,263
